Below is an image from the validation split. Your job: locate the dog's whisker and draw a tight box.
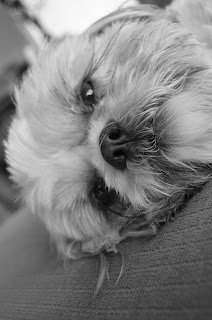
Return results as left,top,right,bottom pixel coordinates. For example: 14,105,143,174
114,250,125,286
94,252,109,295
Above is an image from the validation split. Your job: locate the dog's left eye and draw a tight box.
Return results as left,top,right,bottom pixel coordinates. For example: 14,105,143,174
80,80,96,107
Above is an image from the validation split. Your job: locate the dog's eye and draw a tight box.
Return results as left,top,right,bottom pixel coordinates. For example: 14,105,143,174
80,80,96,107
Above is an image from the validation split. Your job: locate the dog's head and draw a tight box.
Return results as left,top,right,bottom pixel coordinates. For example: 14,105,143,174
5,2,212,257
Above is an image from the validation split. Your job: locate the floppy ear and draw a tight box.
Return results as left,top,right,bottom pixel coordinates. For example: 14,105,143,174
166,0,212,50
163,0,212,165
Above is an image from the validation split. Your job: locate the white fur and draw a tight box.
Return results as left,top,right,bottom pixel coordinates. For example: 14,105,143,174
5,0,212,258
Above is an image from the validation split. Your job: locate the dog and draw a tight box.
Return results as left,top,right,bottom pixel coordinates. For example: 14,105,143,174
5,0,212,260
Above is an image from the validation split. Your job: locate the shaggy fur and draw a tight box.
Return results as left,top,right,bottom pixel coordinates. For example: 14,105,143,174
5,0,212,259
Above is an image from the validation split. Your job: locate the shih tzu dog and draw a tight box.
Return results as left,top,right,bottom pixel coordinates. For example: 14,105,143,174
5,0,212,260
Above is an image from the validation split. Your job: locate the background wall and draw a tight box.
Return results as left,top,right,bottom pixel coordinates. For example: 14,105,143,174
0,7,27,71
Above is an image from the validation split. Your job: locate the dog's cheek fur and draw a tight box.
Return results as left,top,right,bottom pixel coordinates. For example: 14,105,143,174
155,71,212,162
12,38,92,150
5,116,108,248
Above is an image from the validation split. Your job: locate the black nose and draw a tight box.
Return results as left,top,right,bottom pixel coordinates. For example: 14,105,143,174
99,122,130,170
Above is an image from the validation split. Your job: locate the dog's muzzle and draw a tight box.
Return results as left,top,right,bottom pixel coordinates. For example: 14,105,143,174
99,122,134,170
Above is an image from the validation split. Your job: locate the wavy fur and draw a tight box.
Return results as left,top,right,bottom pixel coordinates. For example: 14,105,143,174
5,0,212,268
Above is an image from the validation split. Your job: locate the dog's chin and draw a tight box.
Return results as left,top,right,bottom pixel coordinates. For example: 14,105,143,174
51,170,151,259
55,173,127,258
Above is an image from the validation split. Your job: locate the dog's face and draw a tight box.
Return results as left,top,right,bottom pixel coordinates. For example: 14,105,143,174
6,4,212,257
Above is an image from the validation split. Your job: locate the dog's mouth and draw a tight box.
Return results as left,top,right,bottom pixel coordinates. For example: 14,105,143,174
89,172,158,249
89,173,150,229
90,174,130,219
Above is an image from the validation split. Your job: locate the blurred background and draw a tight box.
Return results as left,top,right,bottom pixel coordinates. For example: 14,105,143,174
0,0,171,224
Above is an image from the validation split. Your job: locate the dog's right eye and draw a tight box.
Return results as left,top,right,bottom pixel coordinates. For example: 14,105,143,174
80,80,96,109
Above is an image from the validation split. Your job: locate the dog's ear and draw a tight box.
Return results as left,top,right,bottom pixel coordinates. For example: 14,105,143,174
4,115,55,211
166,0,212,50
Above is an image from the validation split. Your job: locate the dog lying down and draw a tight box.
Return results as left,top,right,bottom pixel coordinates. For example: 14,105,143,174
5,0,212,260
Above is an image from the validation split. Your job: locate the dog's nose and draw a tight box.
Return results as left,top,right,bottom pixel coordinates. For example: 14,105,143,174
99,123,130,170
